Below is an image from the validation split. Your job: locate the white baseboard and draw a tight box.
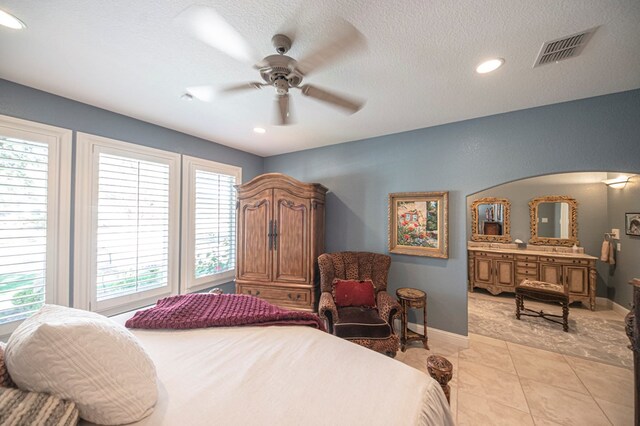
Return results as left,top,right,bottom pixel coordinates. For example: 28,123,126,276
393,319,469,349
596,297,630,315
612,300,631,316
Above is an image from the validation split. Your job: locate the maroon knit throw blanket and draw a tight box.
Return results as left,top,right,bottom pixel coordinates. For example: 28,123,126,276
125,293,326,331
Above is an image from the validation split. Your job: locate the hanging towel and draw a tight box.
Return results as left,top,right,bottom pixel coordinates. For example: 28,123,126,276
600,240,610,262
608,240,616,265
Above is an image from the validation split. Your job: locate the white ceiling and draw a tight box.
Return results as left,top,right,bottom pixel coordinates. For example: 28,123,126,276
1,1,639,157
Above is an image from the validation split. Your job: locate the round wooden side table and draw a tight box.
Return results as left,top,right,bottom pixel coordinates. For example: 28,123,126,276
396,287,429,351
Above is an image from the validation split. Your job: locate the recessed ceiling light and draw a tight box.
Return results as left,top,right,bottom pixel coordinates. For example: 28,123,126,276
476,58,504,74
253,127,266,134
0,9,26,30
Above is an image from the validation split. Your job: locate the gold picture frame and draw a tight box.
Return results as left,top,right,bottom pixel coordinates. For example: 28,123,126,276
388,192,448,258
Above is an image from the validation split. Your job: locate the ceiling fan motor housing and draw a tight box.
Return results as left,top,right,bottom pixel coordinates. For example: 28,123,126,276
259,54,302,87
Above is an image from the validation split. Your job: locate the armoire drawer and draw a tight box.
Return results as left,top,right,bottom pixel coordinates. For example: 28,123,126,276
239,285,311,307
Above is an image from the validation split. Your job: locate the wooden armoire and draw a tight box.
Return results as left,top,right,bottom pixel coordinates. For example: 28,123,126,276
235,173,327,312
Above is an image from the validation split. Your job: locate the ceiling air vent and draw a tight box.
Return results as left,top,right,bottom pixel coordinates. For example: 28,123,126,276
533,27,598,68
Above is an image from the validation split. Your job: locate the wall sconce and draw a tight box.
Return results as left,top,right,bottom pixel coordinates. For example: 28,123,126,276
602,175,632,189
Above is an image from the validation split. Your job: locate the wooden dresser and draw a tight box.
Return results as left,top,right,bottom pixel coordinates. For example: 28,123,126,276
468,245,597,310
235,173,327,312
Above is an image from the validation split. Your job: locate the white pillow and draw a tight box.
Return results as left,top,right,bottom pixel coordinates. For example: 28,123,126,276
5,305,157,425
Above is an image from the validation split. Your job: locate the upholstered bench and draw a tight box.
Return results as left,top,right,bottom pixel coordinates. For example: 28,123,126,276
515,279,569,332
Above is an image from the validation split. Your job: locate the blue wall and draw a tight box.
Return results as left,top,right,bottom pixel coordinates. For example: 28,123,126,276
3,77,639,334
265,89,640,335
607,176,640,309
0,79,264,296
0,79,263,173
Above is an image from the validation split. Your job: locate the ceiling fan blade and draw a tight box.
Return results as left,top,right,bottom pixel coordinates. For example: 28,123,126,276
275,94,291,125
220,82,265,94
185,85,216,102
290,20,366,77
299,84,363,114
175,5,258,64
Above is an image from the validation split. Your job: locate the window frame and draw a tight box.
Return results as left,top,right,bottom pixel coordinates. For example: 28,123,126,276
0,114,71,336
74,133,180,316
181,155,241,293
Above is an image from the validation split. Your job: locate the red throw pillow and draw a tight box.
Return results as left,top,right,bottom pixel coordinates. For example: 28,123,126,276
332,279,376,308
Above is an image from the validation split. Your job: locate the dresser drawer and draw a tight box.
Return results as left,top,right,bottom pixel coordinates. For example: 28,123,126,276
239,285,311,307
515,255,539,262
567,259,591,265
516,272,538,280
476,251,513,259
539,256,564,263
516,261,537,268
516,267,538,275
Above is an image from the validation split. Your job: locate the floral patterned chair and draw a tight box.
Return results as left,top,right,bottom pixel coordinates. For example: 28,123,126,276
318,252,401,357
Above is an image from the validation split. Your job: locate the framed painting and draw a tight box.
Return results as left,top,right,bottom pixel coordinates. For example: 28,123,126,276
626,213,640,236
388,192,448,258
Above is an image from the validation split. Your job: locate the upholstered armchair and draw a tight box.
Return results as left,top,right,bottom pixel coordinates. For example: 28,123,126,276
318,252,401,357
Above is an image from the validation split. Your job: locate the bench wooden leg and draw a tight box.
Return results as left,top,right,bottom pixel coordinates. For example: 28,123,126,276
562,302,569,332
515,294,522,320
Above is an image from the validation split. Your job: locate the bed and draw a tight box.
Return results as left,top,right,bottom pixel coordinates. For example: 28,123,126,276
84,311,454,426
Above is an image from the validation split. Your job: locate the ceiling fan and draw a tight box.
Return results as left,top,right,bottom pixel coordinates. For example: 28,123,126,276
176,6,366,125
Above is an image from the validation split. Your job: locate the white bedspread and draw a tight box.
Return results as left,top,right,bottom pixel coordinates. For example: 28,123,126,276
87,313,453,426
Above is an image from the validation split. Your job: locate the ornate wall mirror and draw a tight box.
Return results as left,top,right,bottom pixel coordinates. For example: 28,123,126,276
471,197,511,242
529,195,578,246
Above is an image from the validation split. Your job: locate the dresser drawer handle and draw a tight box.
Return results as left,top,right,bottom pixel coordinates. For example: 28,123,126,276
248,290,260,296
288,293,301,301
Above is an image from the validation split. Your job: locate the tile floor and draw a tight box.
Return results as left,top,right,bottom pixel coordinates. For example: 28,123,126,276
468,291,632,368
395,333,634,425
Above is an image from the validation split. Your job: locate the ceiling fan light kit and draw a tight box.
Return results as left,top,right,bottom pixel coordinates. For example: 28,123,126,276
179,6,366,126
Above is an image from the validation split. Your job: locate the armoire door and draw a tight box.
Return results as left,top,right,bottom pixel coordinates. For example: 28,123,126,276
237,189,272,282
272,189,310,283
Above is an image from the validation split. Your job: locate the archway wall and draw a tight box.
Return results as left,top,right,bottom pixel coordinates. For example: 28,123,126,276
606,175,640,308
467,174,610,301
264,89,640,336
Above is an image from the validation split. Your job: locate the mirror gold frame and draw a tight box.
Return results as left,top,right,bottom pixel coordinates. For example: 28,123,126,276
471,197,512,243
529,195,579,246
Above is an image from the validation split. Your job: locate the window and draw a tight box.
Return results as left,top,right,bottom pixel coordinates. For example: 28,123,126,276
181,156,241,292
0,115,71,334
74,133,180,315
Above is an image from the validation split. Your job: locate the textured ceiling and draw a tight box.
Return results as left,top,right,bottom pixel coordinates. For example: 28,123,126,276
1,0,639,156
